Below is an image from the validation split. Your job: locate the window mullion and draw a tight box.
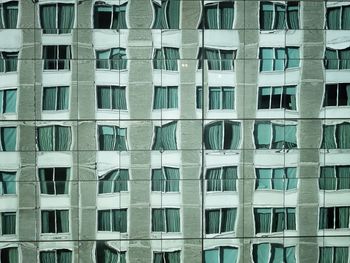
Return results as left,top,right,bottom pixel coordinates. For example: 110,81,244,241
270,208,273,233
280,87,283,109
220,86,223,109
110,7,113,29
340,6,343,30
164,0,169,29
333,207,336,229
272,4,276,29
53,126,56,150
55,250,58,263
269,87,272,109
165,86,169,109
337,50,340,69
53,168,56,195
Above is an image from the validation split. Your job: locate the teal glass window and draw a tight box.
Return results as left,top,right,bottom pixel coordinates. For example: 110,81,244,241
43,45,71,70
0,89,17,113
97,209,127,233
40,3,75,34
204,247,238,263
320,166,350,190
152,121,177,151
323,83,350,107
197,48,235,70
255,167,297,190
205,208,236,234
151,167,180,192
206,166,237,191
258,86,297,110
260,2,299,30
152,208,180,232
96,48,127,70
319,247,349,263
326,5,350,30
42,86,69,111
0,171,16,195
96,242,126,263
153,251,181,263
199,2,235,29
325,48,350,70
153,86,178,109
39,249,72,263
254,208,296,233
153,47,180,71
1,212,16,235
253,244,296,263
319,207,350,229
0,127,17,152
259,47,300,72
97,86,127,110
321,122,350,149
38,168,70,195
98,125,127,151
204,121,241,150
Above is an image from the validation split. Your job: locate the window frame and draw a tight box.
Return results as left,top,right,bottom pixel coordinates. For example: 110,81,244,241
97,208,128,233
40,209,70,234
152,86,179,110
205,207,237,235
151,121,178,151
257,85,297,111
42,45,72,71
319,166,350,191
96,85,128,111
0,88,17,114
0,170,17,195
252,243,296,263
259,47,300,72
152,250,181,263
0,51,19,73
323,83,350,107
321,122,350,149
203,246,239,263
93,1,128,29
205,166,238,192
37,167,70,195
151,0,181,29
152,47,180,71
95,48,128,71
151,166,180,193
324,47,350,70
36,125,72,152
0,1,18,29
208,86,235,110
199,1,236,29
0,126,17,152
197,48,236,71
319,206,350,230
204,120,241,150
151,207,181,233
97,124,128,151
255,167,298,191
39,249,73,263
325,4,350,30
0,211,16,236
98,168,129,194
42,86,70,112
319,246,350,263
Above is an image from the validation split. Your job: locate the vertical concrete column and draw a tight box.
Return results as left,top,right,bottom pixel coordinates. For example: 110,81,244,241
180,1,202,262
127,0,153,261
298,2,325,262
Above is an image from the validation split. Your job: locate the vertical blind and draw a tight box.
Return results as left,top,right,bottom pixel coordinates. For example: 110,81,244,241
153,86,178,109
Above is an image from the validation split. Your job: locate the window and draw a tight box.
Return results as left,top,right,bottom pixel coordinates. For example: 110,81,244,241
324,48,350,70
152,167,180,192
199,2,235,29
255,167,297,190
93,2,127,29
0,171,16,195
0,127,16,151
96,242,126,263
319,207,350,229
196,86,202,109
153,48,180,71
254,121,297,149
0,89,16,113
96,48,127,70
37,125,72,151
205,208,236,234
97,86,127,110
0,52,18,73
0,247,18,263
320,166,350,190
153,251,181,263
204,121,241,150
0,1,18,29
205,166,237,192
260,2,299,30
254,208,296,234
198,48,235,70
43,45,71,70
39,3,75,34
152,121,177,151
209,87,234,110
152,0,180,29
258,86,297,110
0,212,16,235
319,247,349,263
153,86,178,109
39,249,72,263
326,5,350,30
204,247,238,263
259,47,300,72
98,125,127,151
253,244,296,263
99,169,129,194
41,210,69,233
38,168,70,195
97,209,127,233
323,83,350,107
152,208,180,232
321,122,350,149
42,86,69,111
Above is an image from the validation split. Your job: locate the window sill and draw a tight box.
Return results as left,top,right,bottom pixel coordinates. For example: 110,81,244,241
40,233,71,240
95,68,128,72
255,231,298,237
205,231,236,238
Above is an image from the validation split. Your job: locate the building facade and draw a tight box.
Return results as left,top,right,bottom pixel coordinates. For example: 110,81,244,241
0,0,350,262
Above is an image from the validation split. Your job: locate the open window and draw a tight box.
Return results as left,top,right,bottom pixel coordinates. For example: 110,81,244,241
0,171,16,195
0,1,18,29
42,86,69,111
40,3,75,34
324,48,350,70
41,210,69,233
93,1,127,29
204,121,241,150
151,167,180,192
198,48,236,71
153,47,180,71
319,247,349,263
96,242,126,263
38,167,70,195
323,83,350,107
152,121,177,151
199,1,235,29
205,208,236,234
320,166,350,190
321,122,350,149
39,249,72,263
152,208,180,232
0,127,16,151
0,247,18,262
326,4,350,30
37,125,72,151
0,89,16,114
258,86,297,110
319,207,350,229
204,246,238,263
97,86,127,110
260,1,299,30
43,45,71,70
153,86,178,109
98,169,129,194
0,52,18,73
252,244,296,263
205,166,237,192
259,47,300,72
0,212,16,235
152,0,180,29
254,208,296,234
97,209,127,233
98,125,127,151
96,48,127,70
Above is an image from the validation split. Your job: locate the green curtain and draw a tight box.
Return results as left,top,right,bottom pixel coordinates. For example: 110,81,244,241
2,212,16,234
152,2,166,29
325,49,338,69
153,86,166,109
334,247,349,263
166,251,180,263
112,209,127,232
286,47,299,68
221,50,234,70
274,48,285,70
204,249,218,263
98,210,111,231
196,86,202,109
285,86,297,110
0,172,16,194
99,126,115,150
272,168,284,190
220,2,234,29
164,47,179,71
205,4,218,29
40,251,55,263
38,168,50,194
284,125,297,148
327,7,340,29
272,208,285,232
111,48,127,70
3,1,18,29
209,87,221,109
321,125,336,149
97,86,111,109
152,169,164,191
206,168,221,191
225,121,240,149
112,4,127,29
256,168,272,189
339,49,350,69
167,0,180,29
57,210,69,233
1,127,16,151
112,86,127,110
96,50,110,69
205,49,220,70
287,3,299,29
58,4,74,34
55,168,69,194
41,211,53,233
286,168,297,190
319,247,333,263
221,208,236,232
270,244,284,263
0,53,4,72
260,48,273,71
166,208,180,232
274,4,286,29
254,122,271,149
222,87,234,109
346,84,350,106
152,126,162,150
260,3,273,30
165,167,179,192
222,247,238,263
115,127,127,150
161,122,177,150
336,123,350,148
43,87,56,110
204,122,223,150
286,208,296,230
222,166,237,191
253,244,269,263
167,86,178,108
153,49,164,69
57,250,72,263
57,87,69,110
99,170,115,193
255,208,271,233
337,207,349,228
56,126,71,151
152,209,164,231
0,5,3,29
115,169,128,192
206,209,220,234
285,247,296,263
4,52,18,72
319,208,330,229
337,166,350,190
153,253,163,263
342,6,350,29
40,4,56,34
